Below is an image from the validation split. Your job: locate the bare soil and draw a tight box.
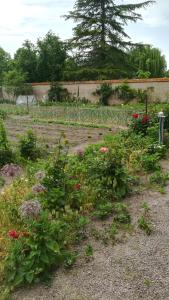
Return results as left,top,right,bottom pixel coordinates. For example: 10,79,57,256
5,116,122,151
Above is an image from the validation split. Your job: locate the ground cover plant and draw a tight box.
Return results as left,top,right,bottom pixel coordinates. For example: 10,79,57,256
0,102,168,298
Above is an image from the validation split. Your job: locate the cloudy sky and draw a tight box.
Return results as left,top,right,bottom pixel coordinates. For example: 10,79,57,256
0,0,168,66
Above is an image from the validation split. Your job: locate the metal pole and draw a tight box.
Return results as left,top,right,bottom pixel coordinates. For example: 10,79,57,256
158,111,165,144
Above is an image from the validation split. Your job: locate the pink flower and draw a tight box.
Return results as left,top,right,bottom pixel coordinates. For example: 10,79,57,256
74,183,81,190
100,147,109,153
8,230,19,239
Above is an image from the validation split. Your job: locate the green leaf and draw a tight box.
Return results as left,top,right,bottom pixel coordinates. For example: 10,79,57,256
47,241,60,253
25,272,34,284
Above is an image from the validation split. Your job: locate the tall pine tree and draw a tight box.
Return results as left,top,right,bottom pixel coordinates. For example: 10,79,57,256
65,0,155,69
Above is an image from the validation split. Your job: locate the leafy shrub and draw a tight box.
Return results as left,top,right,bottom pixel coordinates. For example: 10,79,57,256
0,109,7,120
129,114,151,135
19,130,41,161
141,153,160,172
84,145,130,207
92,202,113,219
113,83,137,104
0,121,13,167
94,83,113,105
48,82,69,102
5,212,74,288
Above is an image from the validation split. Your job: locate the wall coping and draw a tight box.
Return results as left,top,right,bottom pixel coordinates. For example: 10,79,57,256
31,78,169,86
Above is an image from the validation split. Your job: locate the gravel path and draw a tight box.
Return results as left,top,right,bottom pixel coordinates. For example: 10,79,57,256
13,178,169,300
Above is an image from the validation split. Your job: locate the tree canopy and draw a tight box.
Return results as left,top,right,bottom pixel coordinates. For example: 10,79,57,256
128,45,167,78
36,31,67,82
0,47,11,85
65,0,155,68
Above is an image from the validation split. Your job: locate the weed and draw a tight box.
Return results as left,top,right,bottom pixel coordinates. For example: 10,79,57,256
138,216,152,235
85,244,93,257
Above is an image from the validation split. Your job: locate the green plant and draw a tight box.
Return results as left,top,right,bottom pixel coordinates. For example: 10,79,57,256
136,70,151,79
0,121,13,167
141,202,150,213
85,146,130,204
141,153,160,172
114,211,131,224
5,213,74,289
19,130,41,161
95,83,113,105
85,244,93,257
149,171,169,188
138,216,152,235
92,202,113,219
130,114,151,135
113,83,137,104
48,82,69,102
0,109,7,120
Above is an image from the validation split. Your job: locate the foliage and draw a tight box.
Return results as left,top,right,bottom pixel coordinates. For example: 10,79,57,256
95,83,113,105
48,82,69,102
0,47,11,85
37,31,66,82
85,145,130,204
0,121,13,167
136,69,151,79
85,245,93,257
65,0,154,69
14,40,38,83
19,130,41,161
3,69,32,99
129,113,151,135
0,109,7,120
62,67,128,81
149,170,169,187
128,45,167,78
138,215,152,235
5,212,74,288
92,202,113,219
113,83,137,104
141,153,160,172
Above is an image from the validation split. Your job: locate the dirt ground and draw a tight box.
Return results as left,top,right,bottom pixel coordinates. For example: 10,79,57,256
5,116,122,151
12,160,169,300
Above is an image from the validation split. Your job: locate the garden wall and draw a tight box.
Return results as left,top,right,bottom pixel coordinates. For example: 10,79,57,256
2,78,169,104
31,78,169,104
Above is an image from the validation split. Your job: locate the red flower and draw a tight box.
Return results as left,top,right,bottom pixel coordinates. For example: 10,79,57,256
132,114,139,119
74,183,81,190
141,115,150,124
8,230,19,239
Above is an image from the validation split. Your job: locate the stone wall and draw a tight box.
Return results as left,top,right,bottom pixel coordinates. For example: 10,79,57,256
2,78,169,104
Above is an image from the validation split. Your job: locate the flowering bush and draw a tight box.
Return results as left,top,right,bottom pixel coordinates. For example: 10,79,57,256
130,113,151,135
